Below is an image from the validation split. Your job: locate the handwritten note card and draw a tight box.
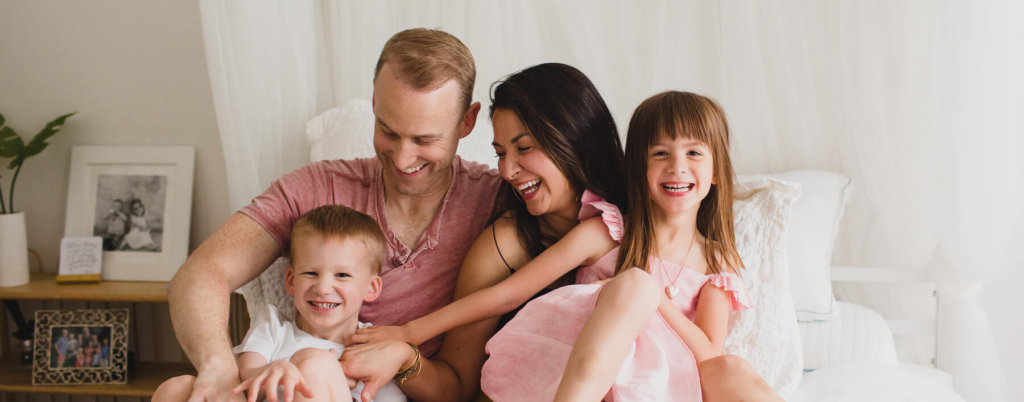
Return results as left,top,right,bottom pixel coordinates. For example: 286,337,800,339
59,237,103,282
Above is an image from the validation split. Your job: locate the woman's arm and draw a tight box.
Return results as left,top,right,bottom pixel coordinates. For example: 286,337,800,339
345,218,523,401
399,217,616,344
657,282,732,362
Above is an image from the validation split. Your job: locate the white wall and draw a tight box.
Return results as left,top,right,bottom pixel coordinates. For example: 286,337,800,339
0,0,230,270
0,1,229,400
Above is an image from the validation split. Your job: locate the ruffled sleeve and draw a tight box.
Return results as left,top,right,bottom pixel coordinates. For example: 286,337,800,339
706,273,752,311
577,190,623,242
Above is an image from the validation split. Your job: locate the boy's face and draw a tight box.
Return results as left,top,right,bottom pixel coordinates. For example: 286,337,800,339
285,233,382,336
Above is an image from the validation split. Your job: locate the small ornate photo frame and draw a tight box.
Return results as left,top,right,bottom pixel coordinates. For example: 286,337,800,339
63,145,195,281
32,309,129,386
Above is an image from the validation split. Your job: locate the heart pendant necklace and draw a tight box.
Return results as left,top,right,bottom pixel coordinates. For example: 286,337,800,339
663,228,698,299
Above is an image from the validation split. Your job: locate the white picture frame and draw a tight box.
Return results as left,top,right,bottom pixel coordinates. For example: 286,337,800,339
63,146,195,282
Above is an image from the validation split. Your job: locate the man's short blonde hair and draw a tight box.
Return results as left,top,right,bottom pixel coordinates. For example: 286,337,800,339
374,28,476,113
290,205,387,275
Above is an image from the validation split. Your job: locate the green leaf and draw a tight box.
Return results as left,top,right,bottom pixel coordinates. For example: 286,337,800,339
0,125,25,158
21,112,76,159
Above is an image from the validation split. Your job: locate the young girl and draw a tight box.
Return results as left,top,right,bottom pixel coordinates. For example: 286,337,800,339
356,91,757,400
120,198,155,251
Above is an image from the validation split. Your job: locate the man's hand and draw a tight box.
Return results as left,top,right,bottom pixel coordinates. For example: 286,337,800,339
232,360,313,402
340,340,414,402
350,325,414,345
187,362,245,402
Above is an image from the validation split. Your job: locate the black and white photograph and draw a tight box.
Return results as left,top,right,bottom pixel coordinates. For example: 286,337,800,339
92,175,167,252
64,145,195,281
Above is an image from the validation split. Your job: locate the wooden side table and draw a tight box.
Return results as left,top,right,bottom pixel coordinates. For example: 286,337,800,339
0,273,193,397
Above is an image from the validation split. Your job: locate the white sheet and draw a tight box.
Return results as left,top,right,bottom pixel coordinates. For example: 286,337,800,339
790,362,965,402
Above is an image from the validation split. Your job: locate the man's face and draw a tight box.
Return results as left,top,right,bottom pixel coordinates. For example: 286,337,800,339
372,63,478,197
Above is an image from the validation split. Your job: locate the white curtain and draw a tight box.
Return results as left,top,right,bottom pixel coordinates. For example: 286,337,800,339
201,1,1022,399
198,0,326,210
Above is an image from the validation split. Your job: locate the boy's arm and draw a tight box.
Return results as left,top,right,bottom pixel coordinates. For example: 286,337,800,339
168,213,282,401
236,352,270,382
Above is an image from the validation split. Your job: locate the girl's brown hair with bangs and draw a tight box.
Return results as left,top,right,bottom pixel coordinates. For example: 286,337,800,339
615,91,743,276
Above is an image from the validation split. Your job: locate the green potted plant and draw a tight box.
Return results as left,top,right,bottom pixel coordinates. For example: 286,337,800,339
0,111,75,286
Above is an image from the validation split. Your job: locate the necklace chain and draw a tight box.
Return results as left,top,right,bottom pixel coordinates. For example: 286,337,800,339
663,228,698,299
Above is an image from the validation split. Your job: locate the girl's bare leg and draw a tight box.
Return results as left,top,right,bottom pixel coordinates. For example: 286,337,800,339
554,268,661,402
152,375,196,402
699,355,783,402
291,348,349,402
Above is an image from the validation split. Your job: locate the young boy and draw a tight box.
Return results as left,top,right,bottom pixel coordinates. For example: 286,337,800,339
154,205,406,402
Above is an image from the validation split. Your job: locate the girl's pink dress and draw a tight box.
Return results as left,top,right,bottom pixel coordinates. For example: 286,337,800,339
481,192,751,401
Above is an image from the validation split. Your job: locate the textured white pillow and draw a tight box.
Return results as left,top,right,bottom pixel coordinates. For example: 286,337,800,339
725,176,803,398
306,98,376,162
775,170,852,322
799,301,898,370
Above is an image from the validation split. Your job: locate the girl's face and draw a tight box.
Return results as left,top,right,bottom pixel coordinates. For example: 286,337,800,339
646,133,715,218
131,202,143,215
492,109,576,217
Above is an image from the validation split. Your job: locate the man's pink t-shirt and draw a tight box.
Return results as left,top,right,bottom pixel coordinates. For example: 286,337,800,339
241,156,502,357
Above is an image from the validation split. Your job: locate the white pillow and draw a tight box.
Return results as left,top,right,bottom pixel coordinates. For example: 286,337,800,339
306,98,376,162
725,176,803,398
775,170,852,322
799,301,898,370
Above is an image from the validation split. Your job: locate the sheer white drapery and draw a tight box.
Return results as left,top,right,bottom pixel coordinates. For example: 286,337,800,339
201,1,1021,399
198,0,325,210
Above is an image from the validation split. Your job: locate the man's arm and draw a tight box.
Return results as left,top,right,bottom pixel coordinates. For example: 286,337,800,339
167,213,281,401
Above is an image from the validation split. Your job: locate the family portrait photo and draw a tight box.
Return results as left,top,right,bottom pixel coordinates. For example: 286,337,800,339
48,325,113,369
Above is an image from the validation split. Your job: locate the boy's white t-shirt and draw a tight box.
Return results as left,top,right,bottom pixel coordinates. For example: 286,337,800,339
235,304,407,402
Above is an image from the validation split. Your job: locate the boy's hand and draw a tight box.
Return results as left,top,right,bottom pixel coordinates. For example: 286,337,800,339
350,325,413,345
232,361,313,402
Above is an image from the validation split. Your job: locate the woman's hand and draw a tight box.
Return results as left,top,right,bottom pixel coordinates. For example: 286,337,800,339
350,325,414,345
232,360,312,402
341,340,416,402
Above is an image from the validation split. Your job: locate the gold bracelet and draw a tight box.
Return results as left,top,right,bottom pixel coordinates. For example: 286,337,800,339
393,342,421,385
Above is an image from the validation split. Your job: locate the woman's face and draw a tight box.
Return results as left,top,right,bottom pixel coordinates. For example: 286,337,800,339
492,109,576,217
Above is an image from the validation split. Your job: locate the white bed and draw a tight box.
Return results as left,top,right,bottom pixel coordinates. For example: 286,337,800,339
239,100,969,401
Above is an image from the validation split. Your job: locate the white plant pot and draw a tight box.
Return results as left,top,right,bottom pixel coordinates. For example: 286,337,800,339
0,211,30,287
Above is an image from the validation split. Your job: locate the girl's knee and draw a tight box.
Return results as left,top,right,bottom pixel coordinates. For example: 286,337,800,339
698,354,754,378
605,268,660,307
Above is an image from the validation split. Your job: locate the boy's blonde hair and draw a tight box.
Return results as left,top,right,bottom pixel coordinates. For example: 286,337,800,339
290,205,387,275
374,28,476,113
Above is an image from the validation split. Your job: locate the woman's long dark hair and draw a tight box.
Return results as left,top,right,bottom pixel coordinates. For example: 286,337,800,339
490,63,627,257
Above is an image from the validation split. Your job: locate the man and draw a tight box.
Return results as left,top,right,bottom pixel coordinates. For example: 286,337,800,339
167,28,501,401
